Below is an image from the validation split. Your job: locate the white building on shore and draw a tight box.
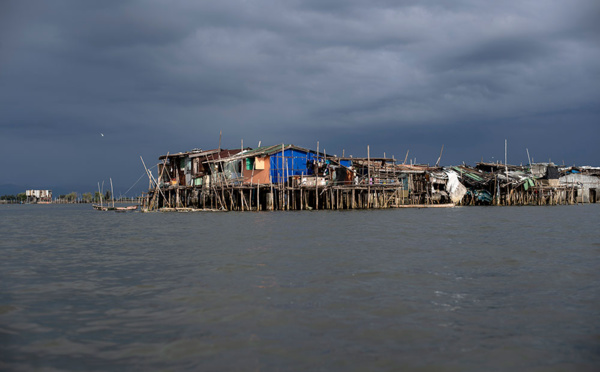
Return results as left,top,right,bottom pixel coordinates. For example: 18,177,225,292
26,190,52,203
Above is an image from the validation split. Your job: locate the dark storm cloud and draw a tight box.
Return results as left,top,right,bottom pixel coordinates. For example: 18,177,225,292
446,37,551,69
0,0,598,193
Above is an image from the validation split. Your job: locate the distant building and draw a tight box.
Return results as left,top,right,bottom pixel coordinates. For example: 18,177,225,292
26,190,52,204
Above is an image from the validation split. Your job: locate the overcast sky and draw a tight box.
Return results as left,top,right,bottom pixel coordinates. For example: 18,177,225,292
1,0,599,195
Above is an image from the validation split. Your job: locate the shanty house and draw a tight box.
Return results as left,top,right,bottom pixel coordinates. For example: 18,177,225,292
559,173,600,203
428,170,468,204
351,157,398,185
245,144,323,184
157,149,247,188
214,144,353,185
530,163,560,186
157,150,199,188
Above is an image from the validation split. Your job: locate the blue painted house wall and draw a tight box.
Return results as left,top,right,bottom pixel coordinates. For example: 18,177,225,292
268,148,354,183
269,148,321,183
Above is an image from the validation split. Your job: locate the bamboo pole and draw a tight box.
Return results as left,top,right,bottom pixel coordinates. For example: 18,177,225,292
367,145,371,208
141,155,171,209
280,143,284,210
300,172,303,210
97,182,103,208
316,141,319,210
435,145,444,167
270,183,273,211
149,153,170,210
110,178,114,208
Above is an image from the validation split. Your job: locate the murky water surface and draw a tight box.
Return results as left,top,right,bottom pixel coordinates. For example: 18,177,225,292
1,204,599,371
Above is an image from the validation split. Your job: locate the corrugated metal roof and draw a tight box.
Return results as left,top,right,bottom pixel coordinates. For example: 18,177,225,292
206,144,320,163
159,149,246,161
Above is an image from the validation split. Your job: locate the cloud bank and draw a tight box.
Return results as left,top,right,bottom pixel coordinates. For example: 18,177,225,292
1,0,598,192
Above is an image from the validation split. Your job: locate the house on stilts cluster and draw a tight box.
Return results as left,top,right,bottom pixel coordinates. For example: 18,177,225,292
141,143,600,211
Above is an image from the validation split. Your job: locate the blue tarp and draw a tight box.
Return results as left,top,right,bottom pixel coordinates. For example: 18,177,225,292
340,159,352,168
270,148,321,183
467,190,493,204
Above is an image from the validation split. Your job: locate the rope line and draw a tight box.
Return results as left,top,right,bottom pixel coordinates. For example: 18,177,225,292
122,165,157,196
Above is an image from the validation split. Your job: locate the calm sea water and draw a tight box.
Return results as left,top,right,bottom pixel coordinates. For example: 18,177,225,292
1,204,599,371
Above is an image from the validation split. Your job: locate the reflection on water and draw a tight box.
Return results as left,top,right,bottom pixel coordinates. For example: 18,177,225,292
1,204,599,371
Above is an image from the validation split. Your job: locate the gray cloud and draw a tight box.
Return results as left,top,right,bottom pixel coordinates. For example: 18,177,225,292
0,0,598,193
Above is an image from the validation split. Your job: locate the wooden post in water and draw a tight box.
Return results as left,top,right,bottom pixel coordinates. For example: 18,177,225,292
316,141,319,210
285,147,289,210
505,139,509,206
280,143,284,210
367,145,371,208
300,173,303,210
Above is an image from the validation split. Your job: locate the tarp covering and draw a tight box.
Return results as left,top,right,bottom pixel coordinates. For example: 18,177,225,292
546,166,559,179
445,170,467,203
223,160,243,183
340,159,352,168
270,148,321,183
468,190,493,204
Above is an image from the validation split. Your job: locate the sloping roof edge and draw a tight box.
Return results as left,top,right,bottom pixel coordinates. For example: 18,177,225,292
205,144,324,163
